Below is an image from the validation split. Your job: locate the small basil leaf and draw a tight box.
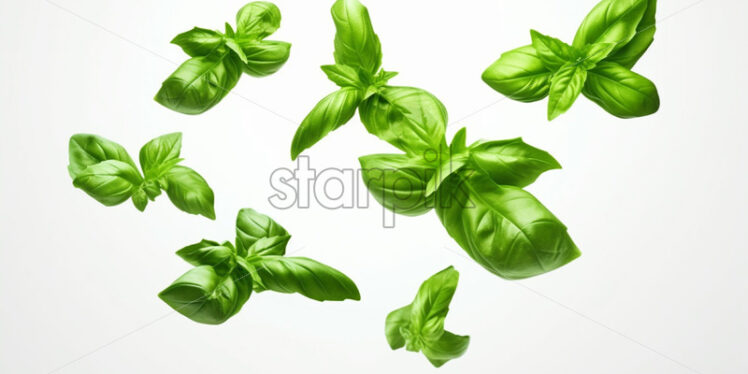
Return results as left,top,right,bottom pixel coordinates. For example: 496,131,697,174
247,235,291,257
239,40,291,77
583,61,659,118
359,153,436,216
72,160,143,206
469,138,561,187
606,0,657,68
159,265,251,325
225,38,248,64
422,331,470,368
331,0,382,76
409,266,459,341
139,132,183,180
235,208,289,256
235,1,281,39
482,45,552,103
176,241,235,274
321,64,364,88
426,154,467,198
224,23,235,38
547,62,587,120
449,128,468,155
290,87,362,160
170,27,224,57
579,42,616,69
68,134,136,179
132,188,148,212
250,256,360,301
529,29,577,70
359,87,447,157
436,172,581,280
385,305,411,350
154,50,242,115
572,0,648,53
162,165,215,219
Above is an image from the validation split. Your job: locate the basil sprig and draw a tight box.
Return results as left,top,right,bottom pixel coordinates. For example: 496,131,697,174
68,133,215,219
482,0,659,120
386,266,469,368
160,208,360,324
155,2,291,115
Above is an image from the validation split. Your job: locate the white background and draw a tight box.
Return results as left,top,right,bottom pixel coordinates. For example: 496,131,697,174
1,0,746,373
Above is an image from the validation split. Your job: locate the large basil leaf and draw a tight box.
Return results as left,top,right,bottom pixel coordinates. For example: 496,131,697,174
249,256,360,301
530,29,576,70
72,160,143,206
138,132,182,180
359,153,436,216
572,0,648,54
235,208,290,257
235,1,281,39
547,62,587,120
159,265,251,325
481,45,552,103
331,0,382,76
171,27,224,57
162,165,215,219
436,173,581,280
154,50,242,115
469,138,561,187
68,134,136,178
422,331,470,368
583,61,659,118
290,88,362,160
359,86,447,156
239,40,291,77
176,240,236,274
606,0,657,68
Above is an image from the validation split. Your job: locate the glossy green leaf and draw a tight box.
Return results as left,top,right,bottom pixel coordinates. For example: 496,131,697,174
579,42,616,69
606,0,657,68
321,64,363,88
68,134,136,179
290,88,362,160
481,45,552,103
359,153,436,216
583,61,659,118
162,165,215,219
225,38,249,64
72,160,143,206
530,29,576,70
422,331,470,368
547,62,587,120
139,132,183,180
131,188,149,211
235,208,290,256
436,172,581,280
469,137,561,187
239,40,291,77
385,305,411,349
171,27,224,57
331,0,382,76
235,1,281,39
250,256,360,301
572,0,648,53
176,240,236,274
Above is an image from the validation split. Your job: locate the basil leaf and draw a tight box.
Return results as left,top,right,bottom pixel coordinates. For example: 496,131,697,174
547,62,587,120
68,134,136,178
159,265,251,325
606,0,657,68
359,153,436,216
579,42,616,69
154,50,242,115
176,241,236,274
239,40,291,77
331,0,382,76
422,331,470,368
384,305,411,349
250,256,360,301
481,45,552,103
359,87,447,157
572,0,648,54
426,154,467,198
436,172,581,280
469,138,561,187
225,38,249,64
530,29,576,70
235,1,281,39
72,160,143,206
247,235,291,257
138,132,183,180
290,87,362,160
449,127,468,155
321,64,364,88
131,188,149,212
162,165,215,219
170,27,224,57
583,61,659,118
235,208,290,256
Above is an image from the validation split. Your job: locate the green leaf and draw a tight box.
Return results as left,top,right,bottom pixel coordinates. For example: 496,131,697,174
249,256,360,301
359,86,447,157
235,208,290,257
449,128,468,155
468,137,561,187
239,40,291,77
225,38,248,64
68,134,136,179
583,61,659,118
159,265,251,325
154,50,242,115
481,45,552,103
422,331,470,368
331,0,382,76
530,29,576,70
359,153,436,216
170,27,225,57
606,0,657,68
579,42,616,69
162,165,215,219
139,132,183,180
572,0,648,54
132,188,148,212
436,172,581,280
72,160,143,206
176,240,236,274
426,154,468,198
385,305,411,349
235,1,281,39
290,87,362,160
321,64,364,88
547,62,587,120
